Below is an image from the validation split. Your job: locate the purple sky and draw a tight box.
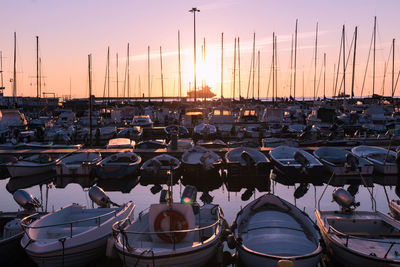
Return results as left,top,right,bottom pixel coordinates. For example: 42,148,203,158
0,0,399,98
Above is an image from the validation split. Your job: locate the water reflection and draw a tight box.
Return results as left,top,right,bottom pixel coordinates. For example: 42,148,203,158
0,169,398,266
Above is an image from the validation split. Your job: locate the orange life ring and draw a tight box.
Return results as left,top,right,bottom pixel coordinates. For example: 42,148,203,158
154,210,188,243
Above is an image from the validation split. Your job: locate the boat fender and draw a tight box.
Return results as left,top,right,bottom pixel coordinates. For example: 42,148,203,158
345,153,359,171
154,210,188,243
106,235,118,259
216,243,224,264
278,259,293,267
223,251,235,266
226,234,237,249
293,151,310,168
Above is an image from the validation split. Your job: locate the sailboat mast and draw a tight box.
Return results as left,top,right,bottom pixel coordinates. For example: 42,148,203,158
116,53,119,98
294,19,298,100
13,32,17,99
36,36,39,98
88,54,93,147
147,46,150,102
257,50,260,100
252,32,256,99
221,32,224,104
233,37,237,100
127,44,130,99
238,37,241,99
351,27,358,99
392,38,395,97
324,53,326,99
342,25,346,98
108,47,110,99
373,16,376,96
275,35,278,101
272,32,275,104
178,30,182,99
160,46,164,103
290,34,293,98
314,23,318,101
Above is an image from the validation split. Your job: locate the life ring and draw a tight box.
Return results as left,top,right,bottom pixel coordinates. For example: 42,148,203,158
154,210,188,243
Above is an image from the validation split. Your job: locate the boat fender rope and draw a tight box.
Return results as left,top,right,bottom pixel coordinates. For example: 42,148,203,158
58,237,66,267
134,249,155,267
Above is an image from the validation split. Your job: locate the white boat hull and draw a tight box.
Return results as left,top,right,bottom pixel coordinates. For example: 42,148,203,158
25,237,107,267
8,164,54,178
118,240,219,267
238,245,321,267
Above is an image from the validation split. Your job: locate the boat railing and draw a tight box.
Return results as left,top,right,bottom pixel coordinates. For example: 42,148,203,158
20,209,118,240
328,225,400,258
112,210,222,251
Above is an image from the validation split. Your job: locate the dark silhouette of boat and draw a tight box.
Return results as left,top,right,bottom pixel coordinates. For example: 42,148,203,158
187,85,216,98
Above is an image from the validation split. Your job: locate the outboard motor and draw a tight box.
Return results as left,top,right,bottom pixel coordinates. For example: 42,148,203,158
347,184,360,197
200,192,214,204
181,185,197,204
89,186,119,208
293,151,310,168
13,189,41,211
241,151,256,167
345,153,359,172
294,183,310,199
332,187,360,211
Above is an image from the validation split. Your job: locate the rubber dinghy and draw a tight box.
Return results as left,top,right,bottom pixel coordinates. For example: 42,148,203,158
230,193,322,267
112,186,225,267
20,186,135,267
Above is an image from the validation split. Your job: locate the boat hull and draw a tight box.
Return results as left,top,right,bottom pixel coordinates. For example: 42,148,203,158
238,245,321,267
8,164,54,178
25,237,107,267
117,239,219,267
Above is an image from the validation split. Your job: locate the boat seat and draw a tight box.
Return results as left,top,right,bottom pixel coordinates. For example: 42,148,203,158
46,226,92,238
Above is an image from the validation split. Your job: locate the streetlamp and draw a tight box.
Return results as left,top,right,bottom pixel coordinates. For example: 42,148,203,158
189,7,200,102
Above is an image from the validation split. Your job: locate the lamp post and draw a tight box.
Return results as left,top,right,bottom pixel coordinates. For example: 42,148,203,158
189,7,200,102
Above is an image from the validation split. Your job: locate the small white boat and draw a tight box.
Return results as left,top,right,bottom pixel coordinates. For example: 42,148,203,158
225,147,271,190
92,126,117,142
352,145,399,174
112,186,224,267
105,138,135,149
117,126,143,140
269,146,325,181
193,123,217,137
316,188,400,267
55,152,101,177
131,115,153,128
6,154,57,178
181,146,222,184
314,146,374,176
231,193,322,267
96,151,141,179
20,187,135,267
140,154,181,185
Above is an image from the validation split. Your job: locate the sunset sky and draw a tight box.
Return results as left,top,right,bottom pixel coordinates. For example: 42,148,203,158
0,0,399,99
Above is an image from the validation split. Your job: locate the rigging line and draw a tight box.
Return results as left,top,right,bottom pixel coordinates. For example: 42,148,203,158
266,59,273,100
337,31,355,96
393,69,400,97
315,60,324,97
246,50,254,99
381,43,393,96
360,31,375,97
334,32,343,97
